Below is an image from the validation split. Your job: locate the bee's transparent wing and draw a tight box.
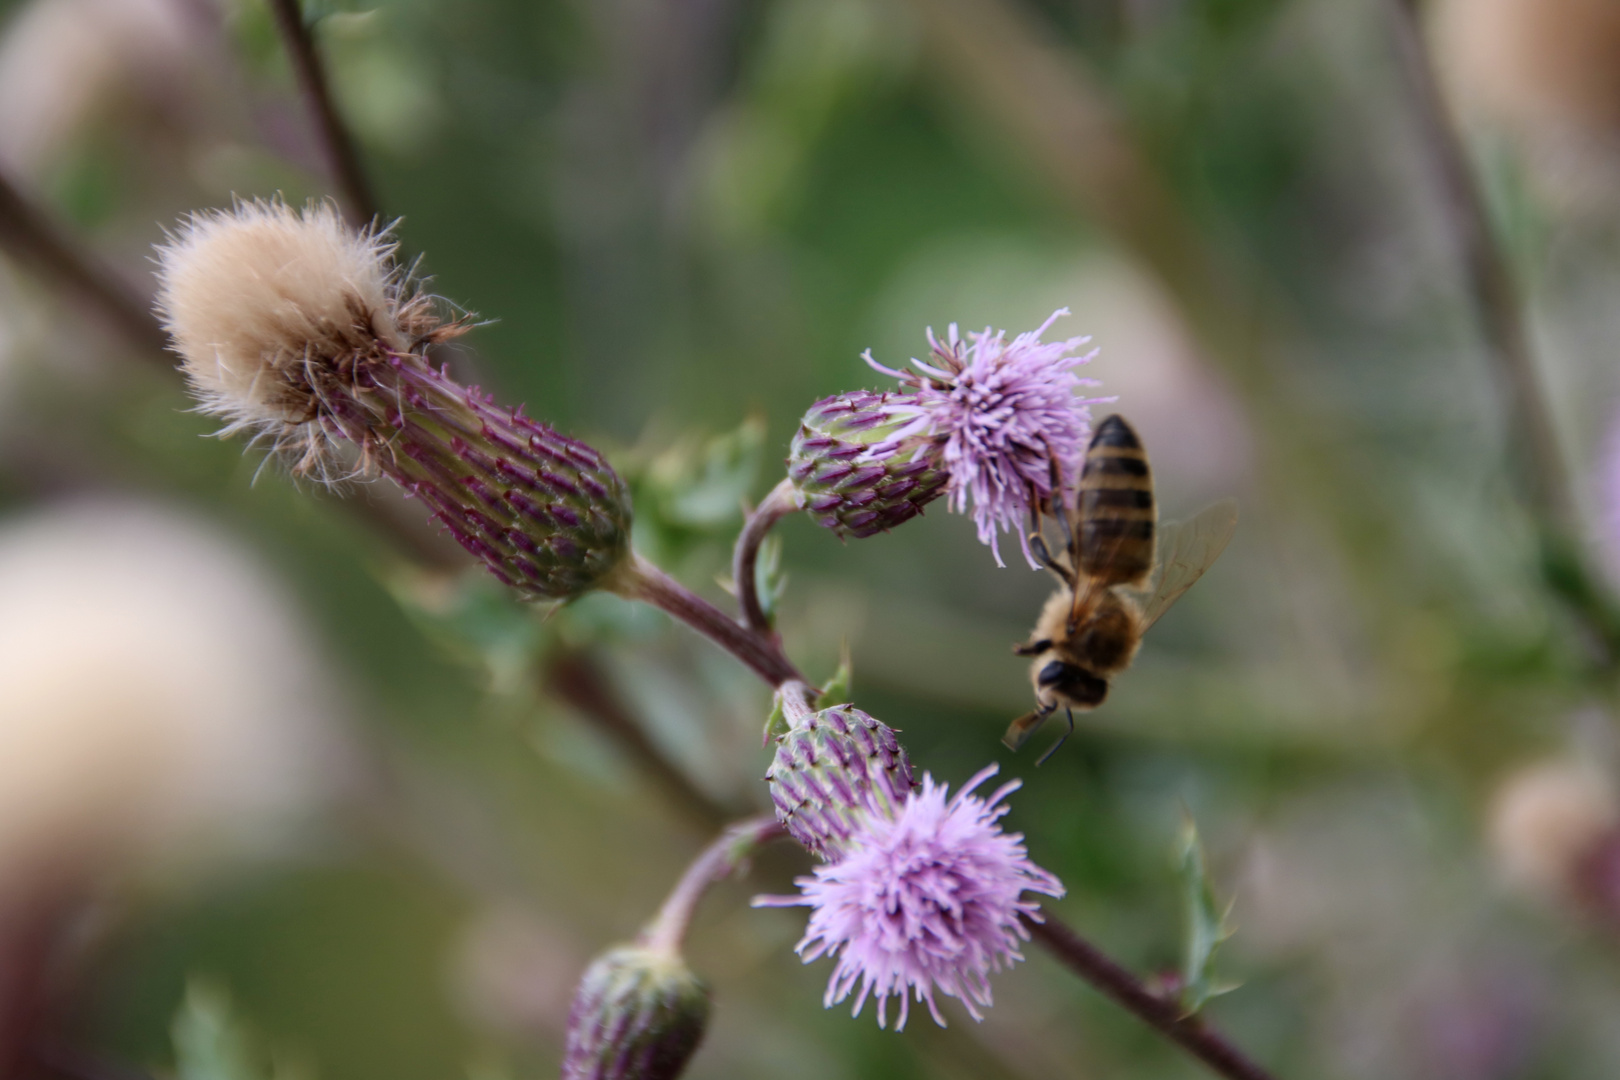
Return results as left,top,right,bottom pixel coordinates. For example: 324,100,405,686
1131,498,1238,630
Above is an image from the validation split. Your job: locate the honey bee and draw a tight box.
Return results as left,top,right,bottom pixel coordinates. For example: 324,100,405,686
1006,414,1237,763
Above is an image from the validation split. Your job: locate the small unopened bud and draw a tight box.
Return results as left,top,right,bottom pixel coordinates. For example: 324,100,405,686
766,701,915,859
562,944,710,1080
154,200,630,599
787,392,947,539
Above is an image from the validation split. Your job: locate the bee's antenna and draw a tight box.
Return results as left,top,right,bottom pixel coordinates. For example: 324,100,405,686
1036,707,1076,767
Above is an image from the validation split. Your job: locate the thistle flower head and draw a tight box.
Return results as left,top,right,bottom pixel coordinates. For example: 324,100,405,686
756,765,1063,1030
562,944,711,1080
154,198,427,477
767,703,915,859
865,309,1106,567
153,199,631,600
786,392,948,539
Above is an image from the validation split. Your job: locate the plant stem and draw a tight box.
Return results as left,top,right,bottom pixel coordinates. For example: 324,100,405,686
776,680,819,727
641,816,786,956
732,478,800,636
1384,0,1620,665
266,0,379,227
543,647,737,832
611,551,803,687
0,171,169,358
1384,0,1569,529
1028,913,1278,1080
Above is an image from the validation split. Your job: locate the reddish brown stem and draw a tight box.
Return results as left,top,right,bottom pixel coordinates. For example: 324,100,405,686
266,0,379,227
731,479,800,636
543,648,736,832
1028,914,1277,1080
0,172,168,358
611,552,803,687
641,816,786,955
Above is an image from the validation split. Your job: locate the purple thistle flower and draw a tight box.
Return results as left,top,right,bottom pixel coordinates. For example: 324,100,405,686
767,702,916,860
755,765,1064,1030
864,308,1108,567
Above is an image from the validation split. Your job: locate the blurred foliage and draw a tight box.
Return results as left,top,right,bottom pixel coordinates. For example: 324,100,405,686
2,0,1620,1077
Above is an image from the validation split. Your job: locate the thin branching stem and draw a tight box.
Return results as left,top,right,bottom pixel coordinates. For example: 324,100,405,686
1028,915,1278,1080
612,551,804,687
1385,0,1620,666
0,171,169,357
1385,0,1568,526
641,816,787,956
732,478,801,636
544,648,737,832
266,0,379,227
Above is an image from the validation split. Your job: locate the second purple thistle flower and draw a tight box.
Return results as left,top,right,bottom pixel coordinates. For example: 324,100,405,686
756,765,1064,1030
789,309,1106,566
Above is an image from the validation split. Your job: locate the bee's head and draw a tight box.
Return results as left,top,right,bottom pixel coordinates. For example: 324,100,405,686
1036,660,1108,708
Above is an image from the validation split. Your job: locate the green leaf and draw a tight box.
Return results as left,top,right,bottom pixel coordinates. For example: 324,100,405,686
1176,815,1238,1015
655,416,765,529
815,647,853,709
172,980,262,1080
753,534,788,628
385,567,544,692
761,692,788,744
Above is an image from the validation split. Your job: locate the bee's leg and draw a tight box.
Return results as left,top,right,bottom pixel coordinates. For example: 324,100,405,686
1035,707,1076,767
1002,702,1055,751
1029,533,1063,575
1039,436,1076,550
1012,638,1052,657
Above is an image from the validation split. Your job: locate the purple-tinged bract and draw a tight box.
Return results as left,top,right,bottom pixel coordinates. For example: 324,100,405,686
766,704,915,860
562,944,711,1080
865,309,1107,567
787,391,948,539
756,765,1064,1030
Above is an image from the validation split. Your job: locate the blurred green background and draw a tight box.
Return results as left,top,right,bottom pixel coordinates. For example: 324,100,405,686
4,0,1620,1077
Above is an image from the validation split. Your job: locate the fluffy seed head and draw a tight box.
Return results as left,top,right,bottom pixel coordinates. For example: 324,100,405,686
755,765,1063,1030
154,198,421,475
562,944,711,1080
153,200,632,599
0,498,336,898
766,703,915,859
864,309,1107,567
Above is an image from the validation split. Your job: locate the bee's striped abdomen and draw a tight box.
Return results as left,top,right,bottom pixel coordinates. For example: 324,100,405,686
1076,414,1154,586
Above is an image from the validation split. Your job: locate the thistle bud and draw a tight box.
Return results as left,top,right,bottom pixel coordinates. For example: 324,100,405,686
153,200,630,600
562,944,710,1080
787,391,947,539
766,703,915,859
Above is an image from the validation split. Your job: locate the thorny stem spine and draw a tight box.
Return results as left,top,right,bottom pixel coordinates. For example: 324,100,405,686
641,817,787,956
733,478,801,636
1028,916,1279,1080
266,0,380,228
